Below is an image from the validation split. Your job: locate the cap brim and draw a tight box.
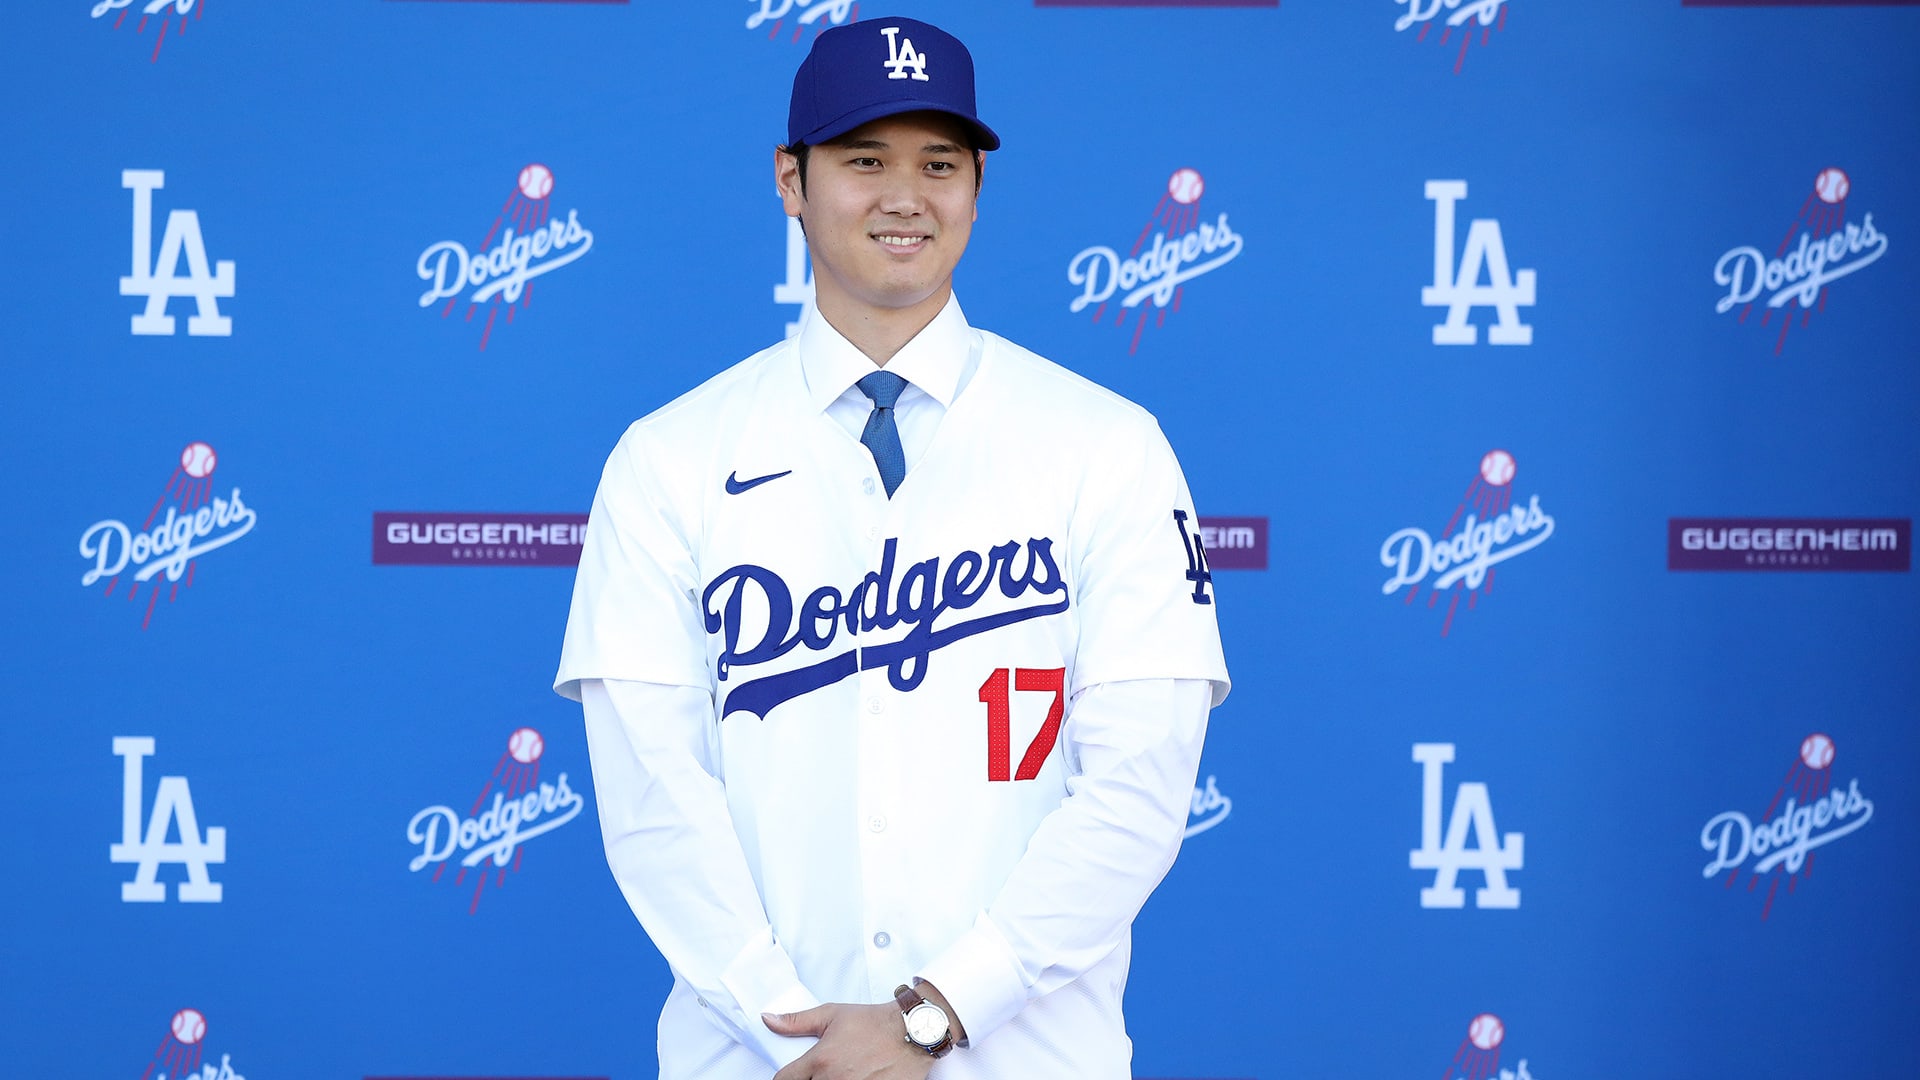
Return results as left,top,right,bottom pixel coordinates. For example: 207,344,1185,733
802,99,1001,152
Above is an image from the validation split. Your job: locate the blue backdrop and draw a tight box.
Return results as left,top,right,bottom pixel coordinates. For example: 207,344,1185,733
4,2,1917,1078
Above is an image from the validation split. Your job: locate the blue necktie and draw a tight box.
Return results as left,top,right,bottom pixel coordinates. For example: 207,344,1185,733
857,371,908,498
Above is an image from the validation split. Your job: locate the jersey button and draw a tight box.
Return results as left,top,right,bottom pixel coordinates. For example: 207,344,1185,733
868,815,887,833
866,697,884,715
863,478,876,495
873,931,892,949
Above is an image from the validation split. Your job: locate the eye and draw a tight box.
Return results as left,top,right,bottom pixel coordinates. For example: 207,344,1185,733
849,157,882,168
926,161,956,174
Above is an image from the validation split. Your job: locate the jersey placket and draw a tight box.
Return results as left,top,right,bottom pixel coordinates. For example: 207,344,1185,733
852,444,915,1004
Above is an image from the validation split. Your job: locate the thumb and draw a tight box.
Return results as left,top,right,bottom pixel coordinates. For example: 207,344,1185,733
763,1003,834,1037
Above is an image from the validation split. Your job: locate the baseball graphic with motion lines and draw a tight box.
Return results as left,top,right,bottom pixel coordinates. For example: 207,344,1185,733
1800,732,1835,770
518,163,554,200
1167,168,1204,206
1813,167,1849,205
171,1008,207,1045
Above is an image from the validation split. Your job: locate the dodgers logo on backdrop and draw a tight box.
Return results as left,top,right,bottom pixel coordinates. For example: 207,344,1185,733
416,163,594,351
1700,733,1873,920
1396,2,1510,74
79,442,257,630
139,1008,248,1080
1380,450,1554,636
746,0,855,43
94,1,203,63
705,536,1070,720
1424,181,1534,344
112,738,225,903
1068,168,1244,354
407,728,583,915
1441,1013,1538,1080
1185,775,1232,838
1410,743,1523,909
1712,167,1889,355
121,169,234,337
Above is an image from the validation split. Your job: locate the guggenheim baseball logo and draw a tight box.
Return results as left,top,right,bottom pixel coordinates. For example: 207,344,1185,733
113,738,225,903
1381,450,1554,635
374,512,588,566
407,728,584,915
1668,518,1909,572
1702,733,1873,920
1713,167,1889,355
80,442,257,630
1396,1,1510,74
1069,168,1244,354
140,1007,248,1080
417,163,594,350
95,1,204,64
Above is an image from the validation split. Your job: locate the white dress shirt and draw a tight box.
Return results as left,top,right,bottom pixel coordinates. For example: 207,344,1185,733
559,296,1229,1078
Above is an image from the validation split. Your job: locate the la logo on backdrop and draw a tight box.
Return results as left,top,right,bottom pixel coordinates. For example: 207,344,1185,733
746,0,856,42
416,164,595,350
1712,167,1889,355
79,442,258,630
122,169,235,337
112,737,225,903
1380,450,1554,636
1395,1,1510,74
1411,743,1524,910
1700,733,1874,920
406,728,584,915
139,1008,248,1080
1067,168,1245,354
1424,180,1535,345
1441,1013,1539,1080
93,0,203,63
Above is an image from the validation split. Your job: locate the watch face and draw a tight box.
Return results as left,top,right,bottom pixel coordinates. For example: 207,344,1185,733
905,1002,948,1046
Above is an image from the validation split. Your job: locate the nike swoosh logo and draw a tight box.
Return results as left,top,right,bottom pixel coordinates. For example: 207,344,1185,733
725,470,793,495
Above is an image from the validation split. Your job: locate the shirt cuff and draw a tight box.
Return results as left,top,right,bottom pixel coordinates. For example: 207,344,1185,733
717,927,822,1068
916,913,1030,1047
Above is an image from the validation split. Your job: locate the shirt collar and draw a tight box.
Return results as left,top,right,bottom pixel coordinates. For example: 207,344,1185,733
797,293,972,413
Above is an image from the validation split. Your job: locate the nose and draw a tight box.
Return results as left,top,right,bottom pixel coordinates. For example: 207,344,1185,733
876,170,928,217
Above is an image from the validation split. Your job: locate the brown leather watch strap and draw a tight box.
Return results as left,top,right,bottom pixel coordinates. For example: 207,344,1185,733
894,983,922,1012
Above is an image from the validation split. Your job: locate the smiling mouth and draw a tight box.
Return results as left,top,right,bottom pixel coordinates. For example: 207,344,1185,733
874,234,929,251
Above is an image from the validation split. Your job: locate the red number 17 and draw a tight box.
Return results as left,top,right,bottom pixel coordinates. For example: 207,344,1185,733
977,667,1066,782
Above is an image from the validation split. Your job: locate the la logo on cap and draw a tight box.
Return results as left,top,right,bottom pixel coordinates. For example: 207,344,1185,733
881,25,929,81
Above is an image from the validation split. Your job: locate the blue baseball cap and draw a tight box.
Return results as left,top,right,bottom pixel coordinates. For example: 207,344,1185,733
788,17,1001,151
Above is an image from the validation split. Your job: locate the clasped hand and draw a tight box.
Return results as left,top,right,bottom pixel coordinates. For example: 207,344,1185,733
764,1003,935,1080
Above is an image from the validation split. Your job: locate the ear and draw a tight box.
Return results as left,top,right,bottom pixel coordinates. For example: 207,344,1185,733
972,151,986,223
776,148,806,218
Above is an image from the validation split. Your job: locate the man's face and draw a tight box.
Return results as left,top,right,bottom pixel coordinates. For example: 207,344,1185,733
776,112,981,320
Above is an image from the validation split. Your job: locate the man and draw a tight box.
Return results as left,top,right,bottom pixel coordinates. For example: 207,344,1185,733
556,16,1228,1080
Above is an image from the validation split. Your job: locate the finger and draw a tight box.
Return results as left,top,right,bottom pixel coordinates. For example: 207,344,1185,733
763,1003,836,1037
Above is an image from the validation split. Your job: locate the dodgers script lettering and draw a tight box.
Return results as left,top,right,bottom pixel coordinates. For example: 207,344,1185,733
704,536,1069,720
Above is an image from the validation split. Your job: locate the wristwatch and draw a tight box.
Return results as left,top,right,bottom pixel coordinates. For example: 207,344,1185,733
894,982,956,1058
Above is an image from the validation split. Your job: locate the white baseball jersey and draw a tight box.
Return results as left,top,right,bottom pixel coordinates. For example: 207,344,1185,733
557,296,1229,1078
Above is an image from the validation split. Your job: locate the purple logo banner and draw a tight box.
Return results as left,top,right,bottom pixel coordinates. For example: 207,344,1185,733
1198,516,1268,570
373,512,588,567
1668,518,1909,571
